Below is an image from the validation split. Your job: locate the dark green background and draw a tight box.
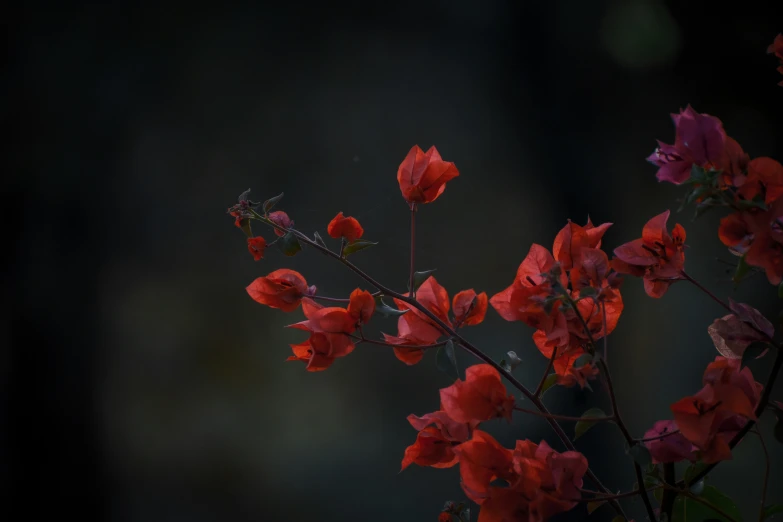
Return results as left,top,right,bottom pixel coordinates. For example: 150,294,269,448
6,1,782,521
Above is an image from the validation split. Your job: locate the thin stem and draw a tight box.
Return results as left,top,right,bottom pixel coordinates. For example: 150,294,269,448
534,349,557,397
679,270,732,314
310,291,383,303
751,428,770,522
514,406,614,423
250,213,627,519
408,203,417,298
574,485,662,502
565,294,657,521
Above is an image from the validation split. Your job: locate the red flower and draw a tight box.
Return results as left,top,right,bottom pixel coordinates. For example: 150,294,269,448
440,364,515,423
453,431,587,521
769,33,783,86
718,197,783,284
397,145,459,204
452,289,488,326
290,298,358,335
401,410,476,471
347,288,375,326
382,276,452,365
287,331,355,372
268,210,293,237
438,513,451,522
612,210,686,297
490,244,566,334
246,236,266,261
736,157,783,205
770,33,783,59
246,269,309,312
552,218,612,271
646,106,733,184
327,212,364,243
642,420,696,464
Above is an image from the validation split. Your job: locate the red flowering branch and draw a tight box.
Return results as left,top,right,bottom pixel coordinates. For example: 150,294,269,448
635,428,681,443
248,210,628,518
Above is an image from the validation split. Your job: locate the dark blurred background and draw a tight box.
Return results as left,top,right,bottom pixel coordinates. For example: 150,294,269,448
5,1,783,521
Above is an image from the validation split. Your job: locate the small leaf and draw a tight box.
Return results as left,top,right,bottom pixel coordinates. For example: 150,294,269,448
238,218,253,238
540,373,558,395
499,359,511,372
342,239,378,257
313,231,327,249
690,478,705,496
575,407,607,440
774,415,783,445
437,340,459,379
627,444,652,467
762,504,783,520
733,254,751,286
459,506,470,522
573,353,593,369
671,485,741,522
579,286,598,297
262,192,284,213
687,185,711,205
587,500,606,514
374,297,408,318
736,198,768,211
277,231,302,256
741,341,769,368
411,269,437,290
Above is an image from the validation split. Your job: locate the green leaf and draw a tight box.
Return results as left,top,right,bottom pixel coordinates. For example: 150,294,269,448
436,340,459,380
762,504,783,520
540,373,558,395
670,486,742,522
573,353,593,369
579,286,598,297
277,231,302,256
238,218,253,238
627,444,652,467
736,198,767,211
733,254,751,286
690,479,705,496
575,407,607,440
411,269,437,290
313,231,327,249
587,500,606,514
741,341,768,368
374,297,408,318
342,239,378,257
262,192,284,214
687,185,712,205
774,415,783,445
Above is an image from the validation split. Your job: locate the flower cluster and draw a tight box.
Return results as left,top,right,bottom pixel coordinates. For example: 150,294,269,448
490,219,622,388
404,365,588,522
